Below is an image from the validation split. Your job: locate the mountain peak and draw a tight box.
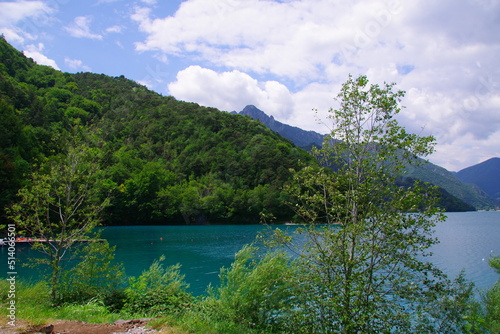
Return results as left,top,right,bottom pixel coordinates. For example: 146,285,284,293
241,105,271,120
238,105,324,149
457,157,500,200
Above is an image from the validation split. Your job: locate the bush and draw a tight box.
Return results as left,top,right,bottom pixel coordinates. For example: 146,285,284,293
482,256,500,333
202,245,295,332
57,240,126,307
124,256,193,316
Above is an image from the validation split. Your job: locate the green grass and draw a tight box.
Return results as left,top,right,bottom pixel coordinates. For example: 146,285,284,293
0,280,135,326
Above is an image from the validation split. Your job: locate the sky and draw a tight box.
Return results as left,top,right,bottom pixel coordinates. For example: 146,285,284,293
0,0,499,171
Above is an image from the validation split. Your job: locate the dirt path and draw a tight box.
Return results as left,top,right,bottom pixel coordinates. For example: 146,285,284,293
0,319,162,334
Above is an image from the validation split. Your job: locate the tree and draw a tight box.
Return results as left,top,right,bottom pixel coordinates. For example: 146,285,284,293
58,239,125,306
282,75,473,333
8,140,110,302
483,256,500,332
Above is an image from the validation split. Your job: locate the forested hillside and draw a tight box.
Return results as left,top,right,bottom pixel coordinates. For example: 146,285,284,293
405,160,499,209
237,105,325,149
0,36,315,225
238,106,481,211
0,37,478,227
457,157,500,200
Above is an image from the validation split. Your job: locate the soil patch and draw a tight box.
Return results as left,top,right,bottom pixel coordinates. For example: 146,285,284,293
0,319,158,334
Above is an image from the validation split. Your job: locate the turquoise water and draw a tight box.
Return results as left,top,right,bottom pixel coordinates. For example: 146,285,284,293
101,224,273,294
429,211,500,292
2,211,499,296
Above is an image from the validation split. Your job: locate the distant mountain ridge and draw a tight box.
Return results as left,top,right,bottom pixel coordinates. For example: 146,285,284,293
457,157,500,200
238,105,499,210
236,105,325,149
404,160,499,210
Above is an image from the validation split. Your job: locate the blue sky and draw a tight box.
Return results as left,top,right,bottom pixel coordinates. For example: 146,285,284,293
0,0,499,171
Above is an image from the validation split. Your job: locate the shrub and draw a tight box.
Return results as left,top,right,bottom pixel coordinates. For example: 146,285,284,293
57,240,126,307
203,245,295,332
124,256,193,316
483,256,500,333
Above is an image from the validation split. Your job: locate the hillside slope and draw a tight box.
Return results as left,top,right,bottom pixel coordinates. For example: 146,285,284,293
405,161,498,210
457,157,500,200
239,106,495,210
237,105,325,149
0,37,315,225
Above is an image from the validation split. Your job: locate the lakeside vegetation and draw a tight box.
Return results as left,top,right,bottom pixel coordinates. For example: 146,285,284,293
1,248,500,333
2,37,500,333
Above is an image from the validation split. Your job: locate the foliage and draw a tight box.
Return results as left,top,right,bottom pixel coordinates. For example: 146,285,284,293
414,272,484,333
124,256,193,316
0,280,127,326
396,177,476,212
202,245,295,332
57,239,126,307
6,139,110,302
0,36,314,226
482,256,500,333
281,75,475,333
0,280,51,325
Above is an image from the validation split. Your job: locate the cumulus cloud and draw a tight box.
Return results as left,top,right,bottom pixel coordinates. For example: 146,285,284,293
135,0,500,170
105,25,124,34
24,43,59,70
0,0,54,43
65,16,103,40
168,65,294,118
64,57,91,72
0,0,52,26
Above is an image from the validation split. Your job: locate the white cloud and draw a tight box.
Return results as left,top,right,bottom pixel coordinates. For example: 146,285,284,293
0,0,52,26
168,66,338,134
0,0,54,43
65,16,103,40
131,0,408,80
105,25,123,34
23,43,59,70
64,57,91,72
168,65,293,118
0,28,25,44
139,0,500,170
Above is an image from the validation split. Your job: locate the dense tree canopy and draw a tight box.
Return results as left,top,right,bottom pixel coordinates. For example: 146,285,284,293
0,36,314,226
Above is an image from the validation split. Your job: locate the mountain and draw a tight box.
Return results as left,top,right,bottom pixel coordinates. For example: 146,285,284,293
236,105,325,149
239,105,496,210
456,158,500,200
404,160,498,210
0,36,316,225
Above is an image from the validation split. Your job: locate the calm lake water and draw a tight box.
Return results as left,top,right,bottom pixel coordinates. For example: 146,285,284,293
2,211,500,296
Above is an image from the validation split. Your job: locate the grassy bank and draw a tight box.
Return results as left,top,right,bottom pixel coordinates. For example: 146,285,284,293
0,280,262,334
2,247,498,334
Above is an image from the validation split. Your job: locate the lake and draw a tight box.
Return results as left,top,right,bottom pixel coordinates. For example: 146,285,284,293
2,211,499,296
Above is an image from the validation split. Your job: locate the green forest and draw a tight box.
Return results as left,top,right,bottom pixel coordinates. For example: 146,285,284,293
0,36,318,226
0,36,474,229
